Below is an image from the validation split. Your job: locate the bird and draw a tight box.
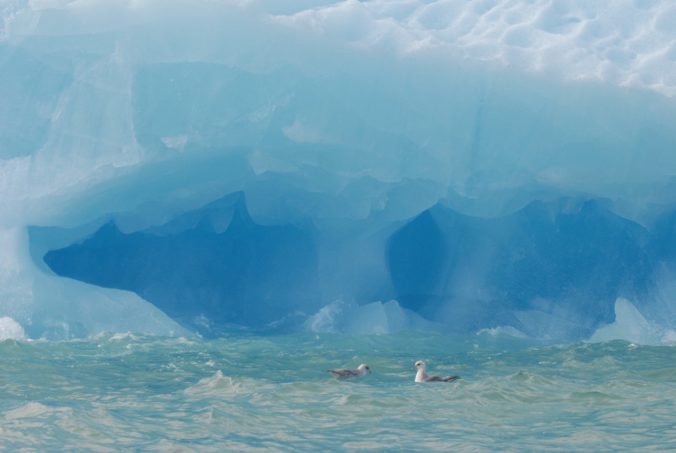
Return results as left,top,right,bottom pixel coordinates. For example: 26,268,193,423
327,363,371,379
414,360,459,383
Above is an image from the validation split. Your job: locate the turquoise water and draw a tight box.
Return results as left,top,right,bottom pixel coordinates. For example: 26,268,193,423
1,333,674,451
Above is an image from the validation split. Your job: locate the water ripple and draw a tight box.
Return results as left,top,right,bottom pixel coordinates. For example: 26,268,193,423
0,334,674,450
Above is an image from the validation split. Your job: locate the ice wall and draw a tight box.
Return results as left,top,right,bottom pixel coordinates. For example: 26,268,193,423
2,0,676,339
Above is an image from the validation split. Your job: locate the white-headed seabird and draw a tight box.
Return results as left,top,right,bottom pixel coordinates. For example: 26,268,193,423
414,360,459,383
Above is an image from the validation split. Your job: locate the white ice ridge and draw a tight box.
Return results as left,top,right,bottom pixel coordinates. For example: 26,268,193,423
277,0,676,97
3,1,676,96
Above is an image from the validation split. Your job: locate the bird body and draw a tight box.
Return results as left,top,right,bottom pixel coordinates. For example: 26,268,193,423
327,363,371,379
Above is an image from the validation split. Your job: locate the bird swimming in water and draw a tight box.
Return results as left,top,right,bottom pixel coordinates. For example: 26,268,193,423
414,360,459,383
327,363,371,379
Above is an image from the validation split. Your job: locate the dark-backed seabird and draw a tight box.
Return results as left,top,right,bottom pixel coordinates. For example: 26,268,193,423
327,363,371,379
414,360,459,383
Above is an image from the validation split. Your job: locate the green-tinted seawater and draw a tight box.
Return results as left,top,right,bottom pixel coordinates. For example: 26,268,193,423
1,333,674,451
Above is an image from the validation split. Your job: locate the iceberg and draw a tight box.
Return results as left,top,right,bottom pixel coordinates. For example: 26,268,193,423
2,1,676,340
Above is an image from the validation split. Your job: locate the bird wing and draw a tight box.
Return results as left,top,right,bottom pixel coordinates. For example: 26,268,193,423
327,368,357,378
425,375,445,382
425,375,459,382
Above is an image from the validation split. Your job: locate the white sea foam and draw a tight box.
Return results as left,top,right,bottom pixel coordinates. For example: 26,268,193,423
109,332,139,341
4,402,65,419
476,325,528,339
184,370,248,397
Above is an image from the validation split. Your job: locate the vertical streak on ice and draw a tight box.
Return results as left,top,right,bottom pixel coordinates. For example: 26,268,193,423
466,81,488,197
32,46,142,195
0,227,34,324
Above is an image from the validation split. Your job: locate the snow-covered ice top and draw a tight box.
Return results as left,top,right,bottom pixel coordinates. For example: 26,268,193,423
4,1,676,95
281,0,676,96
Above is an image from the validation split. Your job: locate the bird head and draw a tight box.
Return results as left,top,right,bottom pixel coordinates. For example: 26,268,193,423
358,363,371,374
